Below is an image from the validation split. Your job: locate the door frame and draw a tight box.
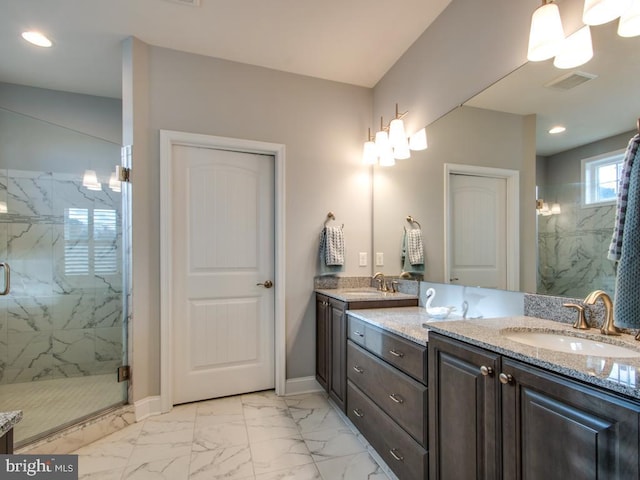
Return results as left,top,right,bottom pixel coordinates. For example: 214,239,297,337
444,163,520,291
159,129,286,412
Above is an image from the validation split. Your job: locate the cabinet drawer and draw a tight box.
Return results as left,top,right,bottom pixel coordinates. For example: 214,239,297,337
365,323,427,384
348,381,427,480
348,316,367,347
348,340,427,446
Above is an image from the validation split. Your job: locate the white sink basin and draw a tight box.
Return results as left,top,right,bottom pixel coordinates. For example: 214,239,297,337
502,330,640,358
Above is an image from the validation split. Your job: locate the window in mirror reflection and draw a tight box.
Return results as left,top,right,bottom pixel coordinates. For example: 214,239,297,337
582,150,624,206
64,208,118,275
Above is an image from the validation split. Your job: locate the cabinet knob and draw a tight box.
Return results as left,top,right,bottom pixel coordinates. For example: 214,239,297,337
389,393,404,404
389,349,404,358
499,372,514,384
389,448,405,462
352,365,364,374
352,408,364,418
480,365,494,376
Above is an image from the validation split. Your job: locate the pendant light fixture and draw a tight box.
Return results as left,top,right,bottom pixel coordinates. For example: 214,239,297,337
527,0,565,61
553,25,594,69
618,0,640,36
583,0,632,25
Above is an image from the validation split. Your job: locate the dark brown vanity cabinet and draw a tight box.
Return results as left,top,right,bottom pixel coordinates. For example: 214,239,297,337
315,293,418,413
428,332,640,480
0,429,13,454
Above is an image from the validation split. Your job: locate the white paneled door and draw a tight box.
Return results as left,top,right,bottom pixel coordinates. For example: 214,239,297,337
170,145,275,405
449,173,507,289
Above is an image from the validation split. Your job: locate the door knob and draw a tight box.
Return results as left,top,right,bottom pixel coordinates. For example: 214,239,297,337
256,280,273,288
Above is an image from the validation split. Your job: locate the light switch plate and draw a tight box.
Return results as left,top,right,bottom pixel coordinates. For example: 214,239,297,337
359,252,367,266
376,252,384,266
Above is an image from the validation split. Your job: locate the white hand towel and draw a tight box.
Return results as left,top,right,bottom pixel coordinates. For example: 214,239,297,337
406,228,424,265
321,226,344,266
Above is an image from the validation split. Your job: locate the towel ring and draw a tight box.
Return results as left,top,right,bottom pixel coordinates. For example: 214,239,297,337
324,211,344,229
406,215,421,229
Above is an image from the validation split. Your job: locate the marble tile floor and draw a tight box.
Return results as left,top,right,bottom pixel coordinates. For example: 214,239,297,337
0,374,125,446
73,390,394,480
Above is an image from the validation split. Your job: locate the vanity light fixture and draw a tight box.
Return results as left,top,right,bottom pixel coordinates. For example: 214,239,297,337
82,169,102,191
362,128,378,165
21,31,52,48
618,0,640,36
388,104,410,159
109,172,122,192
375,117,395,167
527,0,565,61
554,25,594,68
409,128,428,151
549,125,567,134
583,0,632,25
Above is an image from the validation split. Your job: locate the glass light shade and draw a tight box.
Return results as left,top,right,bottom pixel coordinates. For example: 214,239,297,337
0,201,7,214
362,140,378,165
82,170,98,187
583,0,632,25
388,118,407,149
393,142,411,160
618,0,640,36
109,172,122,192
553,26,593,69
375,130,395,166
409,128,428,150
550,203,562,214
527,2,565,61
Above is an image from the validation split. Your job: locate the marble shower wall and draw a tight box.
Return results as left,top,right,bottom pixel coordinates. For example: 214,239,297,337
0,169,123,384
537,188,616,298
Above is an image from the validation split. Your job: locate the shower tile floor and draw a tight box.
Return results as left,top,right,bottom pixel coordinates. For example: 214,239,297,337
0,374,124,445
72,390,394,480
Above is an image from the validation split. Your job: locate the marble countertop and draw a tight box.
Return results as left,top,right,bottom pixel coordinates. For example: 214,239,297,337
0,411,23,437
345,308,640,401
315,288,418,303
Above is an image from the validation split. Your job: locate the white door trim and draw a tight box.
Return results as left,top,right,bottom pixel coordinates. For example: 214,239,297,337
444,163,520,291
159,129,286,413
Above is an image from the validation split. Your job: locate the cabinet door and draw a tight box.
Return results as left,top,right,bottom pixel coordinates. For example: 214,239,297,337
329,299,347,411
428,333,501,480
501,358,640,480
315,295,330,391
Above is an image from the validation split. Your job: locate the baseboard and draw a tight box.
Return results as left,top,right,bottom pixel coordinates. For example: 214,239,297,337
284,376,324,396
134,395,163,421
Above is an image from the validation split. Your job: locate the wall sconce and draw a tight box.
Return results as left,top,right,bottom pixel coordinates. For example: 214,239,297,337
362,104,429,166
527,0,565,61
82,169,102,191
618,0,640,36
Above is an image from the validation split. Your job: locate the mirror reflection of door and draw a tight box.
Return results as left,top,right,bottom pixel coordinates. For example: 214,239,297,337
448,173,507,289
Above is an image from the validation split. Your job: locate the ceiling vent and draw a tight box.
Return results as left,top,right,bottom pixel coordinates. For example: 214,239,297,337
544,71,598,90
164,0,201,6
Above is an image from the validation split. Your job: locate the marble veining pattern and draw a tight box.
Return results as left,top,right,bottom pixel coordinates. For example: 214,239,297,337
70,391,394,480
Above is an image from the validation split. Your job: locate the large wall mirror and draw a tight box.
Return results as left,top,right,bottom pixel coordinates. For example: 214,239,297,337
372,21,640,299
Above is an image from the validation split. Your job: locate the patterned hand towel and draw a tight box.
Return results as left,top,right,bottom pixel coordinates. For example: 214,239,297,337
320,226,344,266
402,228,425,274
614,134,640,329
406,227,424,266
608,134,640,261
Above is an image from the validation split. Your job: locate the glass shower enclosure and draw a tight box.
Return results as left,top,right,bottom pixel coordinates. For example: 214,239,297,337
0,107,128,447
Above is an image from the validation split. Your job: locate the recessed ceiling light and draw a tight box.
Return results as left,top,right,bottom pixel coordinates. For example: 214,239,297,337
21,31,52,48
549,126,566,134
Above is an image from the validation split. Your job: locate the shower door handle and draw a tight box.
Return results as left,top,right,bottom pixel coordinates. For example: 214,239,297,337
0,262,10,295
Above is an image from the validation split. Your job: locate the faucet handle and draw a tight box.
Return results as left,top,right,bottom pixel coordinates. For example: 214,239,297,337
563,303,589,330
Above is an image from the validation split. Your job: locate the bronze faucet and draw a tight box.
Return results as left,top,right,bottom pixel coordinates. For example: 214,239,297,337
583,290,620,336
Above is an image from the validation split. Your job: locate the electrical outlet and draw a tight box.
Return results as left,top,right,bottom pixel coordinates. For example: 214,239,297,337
376,252,384,266
359,252,367,266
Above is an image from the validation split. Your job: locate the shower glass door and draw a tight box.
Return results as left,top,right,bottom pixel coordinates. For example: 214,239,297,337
0,106,128,447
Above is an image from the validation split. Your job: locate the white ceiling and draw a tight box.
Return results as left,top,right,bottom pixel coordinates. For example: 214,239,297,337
466,20,640,156
0,0,452,99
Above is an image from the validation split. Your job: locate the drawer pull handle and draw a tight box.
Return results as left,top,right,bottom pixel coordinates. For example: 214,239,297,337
389,448,404,462
354,330,364,337
389,393,404,404
480,365,494,376
352,408,364,418
499,373,514,385
353,365,364,374
389,349,404,358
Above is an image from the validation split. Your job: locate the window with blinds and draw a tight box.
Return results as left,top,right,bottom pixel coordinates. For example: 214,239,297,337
64,208,118,276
